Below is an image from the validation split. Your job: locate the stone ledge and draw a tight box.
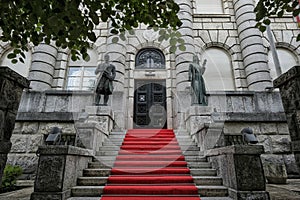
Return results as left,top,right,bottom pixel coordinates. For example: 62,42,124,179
0,66,29,88
37,145,94,157
212,112,287,122
274,65,300,88
205,145,265,157
16,112,77,121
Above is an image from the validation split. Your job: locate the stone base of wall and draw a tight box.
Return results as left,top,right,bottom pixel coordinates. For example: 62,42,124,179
30,146,93,200
206,145,270,200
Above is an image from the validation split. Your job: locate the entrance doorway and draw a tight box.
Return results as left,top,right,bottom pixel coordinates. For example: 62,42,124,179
133,80,167,129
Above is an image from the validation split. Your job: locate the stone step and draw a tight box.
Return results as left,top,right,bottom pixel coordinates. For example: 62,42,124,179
177,139,194,144
200,197,233,200
98,146,120,151
93,156,207,162
108,135,126,139
77,176,222,187
180,145,200,151
96,151,118,156
183,151,204,156
88,161,210,169
103,141,122,146
68,198,233,200
93,156,116,162
185,156,207,162
187,162,211,168
88,161,114,168
67,197,101,200
71,185,228,198
197,185,228,197
77,177,108,186
71,186,104,197
83,169,111,177
193,176,223,186
190,169,217,176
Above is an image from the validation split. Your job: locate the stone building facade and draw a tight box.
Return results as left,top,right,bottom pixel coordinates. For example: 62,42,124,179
1,0,299,180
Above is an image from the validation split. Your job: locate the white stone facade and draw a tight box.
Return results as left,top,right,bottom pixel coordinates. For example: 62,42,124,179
1,0,300,178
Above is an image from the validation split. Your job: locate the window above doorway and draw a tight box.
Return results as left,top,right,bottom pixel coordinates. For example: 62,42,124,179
135,48,165,69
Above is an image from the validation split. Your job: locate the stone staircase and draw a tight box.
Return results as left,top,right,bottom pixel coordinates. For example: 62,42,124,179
68,130,232,200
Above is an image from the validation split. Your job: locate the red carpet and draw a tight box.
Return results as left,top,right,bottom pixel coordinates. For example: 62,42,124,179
101,129,200,200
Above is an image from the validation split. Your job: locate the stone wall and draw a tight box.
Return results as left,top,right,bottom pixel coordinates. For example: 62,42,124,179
8,90,114,179
0,67,29,183
185,91,297,178
274,65,300,175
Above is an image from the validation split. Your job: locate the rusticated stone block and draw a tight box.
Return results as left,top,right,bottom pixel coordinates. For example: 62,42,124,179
34,156,65,192
31,146,92,200
274,65,300,173
206,145,269,200
0,67,29,183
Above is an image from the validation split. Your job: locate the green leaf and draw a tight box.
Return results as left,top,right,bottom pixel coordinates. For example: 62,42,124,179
170,38,177,46
259,25,266,32
263,19,271,25
278,10,284,17
19,57,25,63
11,59,18,64
169,46,177,53
88,32,97,42
293,8,300,17
179,45,186,51
111,29,118,34
128,29,135,35
120,33,126,41
83,53,90,62
7,53,16,59
112,37,119,43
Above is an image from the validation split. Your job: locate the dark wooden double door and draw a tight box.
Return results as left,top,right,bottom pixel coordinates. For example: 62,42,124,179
133,80,167,129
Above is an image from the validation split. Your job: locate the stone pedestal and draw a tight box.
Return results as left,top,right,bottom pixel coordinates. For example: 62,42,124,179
75,106,114,152
274,65,300,173
31,146,93,200
205,145,270,200
0,67,29,182
185,106,223,150
185,106,213,135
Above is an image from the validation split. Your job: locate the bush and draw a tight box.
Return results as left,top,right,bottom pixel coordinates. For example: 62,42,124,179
1,164,23,192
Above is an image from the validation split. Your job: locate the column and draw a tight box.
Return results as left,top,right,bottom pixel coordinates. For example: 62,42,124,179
28,44,58,90
233,0,272,90
106,24,127,129
175,0,195,92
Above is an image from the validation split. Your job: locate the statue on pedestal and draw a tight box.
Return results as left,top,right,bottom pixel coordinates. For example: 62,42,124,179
94,54,116,106
188,55,207,106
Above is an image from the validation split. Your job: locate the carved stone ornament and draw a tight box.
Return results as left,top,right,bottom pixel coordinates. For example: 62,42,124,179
143,29,159,42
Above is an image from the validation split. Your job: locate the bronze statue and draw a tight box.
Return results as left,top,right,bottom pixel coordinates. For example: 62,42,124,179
188,55,207,105
94,54,116,106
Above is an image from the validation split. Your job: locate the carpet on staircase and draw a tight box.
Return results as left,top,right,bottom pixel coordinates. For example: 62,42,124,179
101,129,201,200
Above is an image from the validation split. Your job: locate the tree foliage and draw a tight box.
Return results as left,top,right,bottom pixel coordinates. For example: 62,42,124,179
255,0,300,41
0,0,183,63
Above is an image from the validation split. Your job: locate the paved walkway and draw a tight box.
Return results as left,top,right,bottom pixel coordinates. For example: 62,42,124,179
0,179,300,200
267,179,300,200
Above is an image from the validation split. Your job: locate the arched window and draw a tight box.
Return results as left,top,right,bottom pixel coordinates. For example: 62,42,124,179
65,49,98,90
268,48,298,80
202,48,235,91
135,48,165,69
0,49,32,77
195,0,224,14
